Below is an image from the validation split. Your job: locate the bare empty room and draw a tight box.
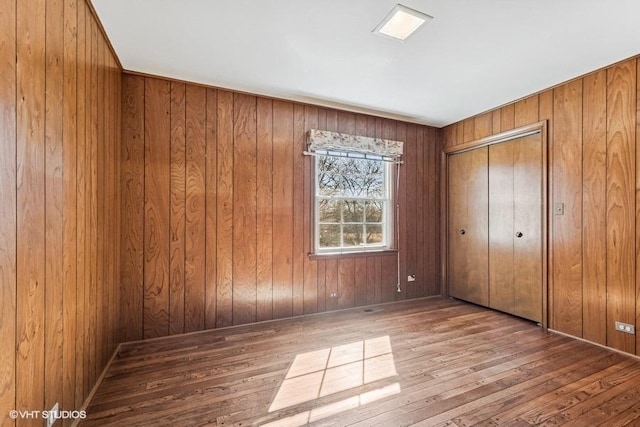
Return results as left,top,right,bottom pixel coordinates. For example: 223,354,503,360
2,0,640,426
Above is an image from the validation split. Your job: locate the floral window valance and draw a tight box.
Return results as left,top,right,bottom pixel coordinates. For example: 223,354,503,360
305,129,404,162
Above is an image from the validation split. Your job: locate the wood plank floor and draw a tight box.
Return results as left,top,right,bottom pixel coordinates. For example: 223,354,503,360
81,297,640,426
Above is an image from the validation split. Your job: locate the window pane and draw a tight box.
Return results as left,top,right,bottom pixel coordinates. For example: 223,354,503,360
315,154,389,252
318,172,342,197
319,224,341,248
365,201,383,222
342,200,364,223
343,224,364,247
319,199,341,223
366,224,383,244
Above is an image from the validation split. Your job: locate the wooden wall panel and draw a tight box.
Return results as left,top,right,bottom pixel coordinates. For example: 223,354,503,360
272,100,294,319
44,0,65,413
443,54,640,356
256,98,274,321
303,106,318,314
232,93,257,325
169,82,186,335
1,0,121,422
119,74,442,341
119,75,144,342
501,104,515,132
514,95,539,127
0,0,17,423
552,80,584,337
185,85,207,331
605,60,636,354
582,70,607,345
16,0,47,419
74,2,87,408
204,88,217,330
292,105,305,316
637,58,640,356
143,78,171,339
216,90,234,328
474,112,493,140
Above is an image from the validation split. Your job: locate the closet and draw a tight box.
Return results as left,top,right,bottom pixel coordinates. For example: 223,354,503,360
446,128,545,323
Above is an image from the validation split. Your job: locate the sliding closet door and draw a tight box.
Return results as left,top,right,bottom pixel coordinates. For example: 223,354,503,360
448,147,489,306
488,142,515,314
489,133,543,322
512,133,543,321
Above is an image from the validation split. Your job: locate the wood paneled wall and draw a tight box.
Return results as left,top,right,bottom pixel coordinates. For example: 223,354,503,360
0,1,121,425
443,56,639,356
119,74,442,341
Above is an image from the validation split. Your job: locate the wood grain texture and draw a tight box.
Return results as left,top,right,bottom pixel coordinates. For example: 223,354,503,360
444,56,640,357
16,0,47,417
185,85,207,332
501,104,515,132
292,105,305,316
538,89,554,328
119,75,442,342
120,75,144,342
272,100,294,319
81,297,640,427
405,124,417,300
4,0,121,420
143,78,171,338
414,126,425,298
0,0,16,422
512,134,543,322
514,95,539,127
257,98,274,321
462,118,474,143
232,93,257,325
492,109,501,135
396,121,408,300
637,58,640,357
474,111,493,140
582,70,607,345
204,88,217,330
74,2,87,407
552,80,583,337
448,147,489,306
65,2,82,419
303,106,318,314
427,128,441,297
45,0,65,413
489,142,515,314
606,60,636,354
169,82,186,335
216,90,234,328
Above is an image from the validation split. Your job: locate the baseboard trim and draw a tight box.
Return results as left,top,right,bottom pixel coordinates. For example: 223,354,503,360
548,328,640,361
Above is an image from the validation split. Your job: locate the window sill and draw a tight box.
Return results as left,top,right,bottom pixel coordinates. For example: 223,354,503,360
308,249,398,260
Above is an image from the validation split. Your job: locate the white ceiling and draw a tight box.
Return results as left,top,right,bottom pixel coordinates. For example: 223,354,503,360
92,0,640,127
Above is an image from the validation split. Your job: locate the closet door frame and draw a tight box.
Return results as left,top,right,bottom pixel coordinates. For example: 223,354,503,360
441,121,549,328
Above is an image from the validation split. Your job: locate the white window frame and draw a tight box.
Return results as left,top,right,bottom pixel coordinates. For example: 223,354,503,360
314,153,394,255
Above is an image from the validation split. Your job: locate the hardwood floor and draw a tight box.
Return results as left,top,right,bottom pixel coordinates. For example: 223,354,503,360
81,297,640,426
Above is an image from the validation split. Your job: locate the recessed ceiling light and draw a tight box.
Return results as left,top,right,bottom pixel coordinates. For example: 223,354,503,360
373,4,433,41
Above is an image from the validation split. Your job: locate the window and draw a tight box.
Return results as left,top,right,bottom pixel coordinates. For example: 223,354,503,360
315,153,393,253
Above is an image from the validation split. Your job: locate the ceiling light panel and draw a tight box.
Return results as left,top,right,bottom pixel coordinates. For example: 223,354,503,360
373,4,433,41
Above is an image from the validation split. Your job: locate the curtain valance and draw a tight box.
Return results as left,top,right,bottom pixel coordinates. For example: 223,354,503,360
305,129,403,162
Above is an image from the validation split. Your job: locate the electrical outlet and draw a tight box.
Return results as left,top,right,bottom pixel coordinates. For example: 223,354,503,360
46,402,58,427
615,321,635,335
330,292,338,298
407,274,416,282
